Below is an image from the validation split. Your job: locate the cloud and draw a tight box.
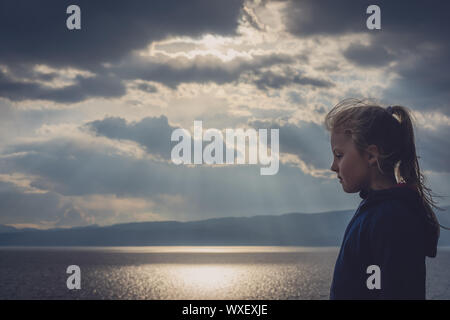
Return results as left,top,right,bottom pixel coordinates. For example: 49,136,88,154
0,99,78,148
85,115,176,160
250,119,332,170
0,51,301,103
382,50,450,114
0,47,300,103
0,179,73,225
282,0,450,115
342,42,396,67
53,203,93,227
251,69,334,91
248,113,450,175
0,0,245,70
0,133,359,223
0,177,165,228
0,0,246,103
84,115,248,165
0,71,126,103
416,125,450,174
136,83,158,93
1,137,174,197
113,52,297,89
282,0,366,37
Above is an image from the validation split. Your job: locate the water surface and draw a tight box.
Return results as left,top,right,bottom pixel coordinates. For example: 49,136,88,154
0,246,448,300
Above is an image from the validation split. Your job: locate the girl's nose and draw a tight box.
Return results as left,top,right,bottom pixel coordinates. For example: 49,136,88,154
330,161,336,172
330,161,338,172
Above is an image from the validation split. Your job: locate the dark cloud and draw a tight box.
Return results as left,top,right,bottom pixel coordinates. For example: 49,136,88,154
0,52,299,103
282,0,450,115
0,0,246,103
416,125,450,174
2,64,59,82
114,53,296,89
286,91,305,105
84,115,243,162
85,116,176,160
0,1,308,103
136,83,158,93
282,0,367,37
282,0,450,41
382,50,450,114
251,69,334,91
343,42,396,67
0,0,245,70
0,71,126,103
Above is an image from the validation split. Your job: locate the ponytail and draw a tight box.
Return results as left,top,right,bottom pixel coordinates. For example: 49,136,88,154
389,106,448,257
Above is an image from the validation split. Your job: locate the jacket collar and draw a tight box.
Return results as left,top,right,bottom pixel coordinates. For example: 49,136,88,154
358,183,422,214
359,183,417,200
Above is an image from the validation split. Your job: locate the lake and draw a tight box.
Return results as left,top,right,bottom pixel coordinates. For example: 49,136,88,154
0,246,449,299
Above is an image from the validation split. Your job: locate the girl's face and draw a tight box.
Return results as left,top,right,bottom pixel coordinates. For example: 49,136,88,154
330,131,371,193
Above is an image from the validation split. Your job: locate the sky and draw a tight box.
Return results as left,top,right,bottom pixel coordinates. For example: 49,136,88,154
0,0,449,229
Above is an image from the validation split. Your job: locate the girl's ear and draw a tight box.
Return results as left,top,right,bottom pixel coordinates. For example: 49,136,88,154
366,144,380,166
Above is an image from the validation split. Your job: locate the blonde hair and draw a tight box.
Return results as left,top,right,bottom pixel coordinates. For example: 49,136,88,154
324,98,447,233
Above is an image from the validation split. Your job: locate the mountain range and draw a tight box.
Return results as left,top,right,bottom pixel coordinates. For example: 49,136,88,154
1,207,449,246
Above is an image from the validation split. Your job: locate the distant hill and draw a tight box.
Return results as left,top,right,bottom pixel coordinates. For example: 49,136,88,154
0,225,18,234
1,207,449,246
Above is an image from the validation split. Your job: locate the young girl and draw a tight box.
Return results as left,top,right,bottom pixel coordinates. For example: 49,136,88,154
325,98,442,300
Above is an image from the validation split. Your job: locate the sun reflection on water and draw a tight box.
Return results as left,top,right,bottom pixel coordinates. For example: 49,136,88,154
170,264,245,293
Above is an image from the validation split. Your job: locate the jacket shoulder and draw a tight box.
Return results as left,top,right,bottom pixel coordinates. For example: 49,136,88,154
362,199,423,235
365,199,424,242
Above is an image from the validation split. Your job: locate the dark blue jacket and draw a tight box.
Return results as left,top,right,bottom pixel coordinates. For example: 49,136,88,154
330,184,439,300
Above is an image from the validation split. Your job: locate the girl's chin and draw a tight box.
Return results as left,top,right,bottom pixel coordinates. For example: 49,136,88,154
340,183,359,194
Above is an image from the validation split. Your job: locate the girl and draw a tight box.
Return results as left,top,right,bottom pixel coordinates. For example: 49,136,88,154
325,98,442,300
